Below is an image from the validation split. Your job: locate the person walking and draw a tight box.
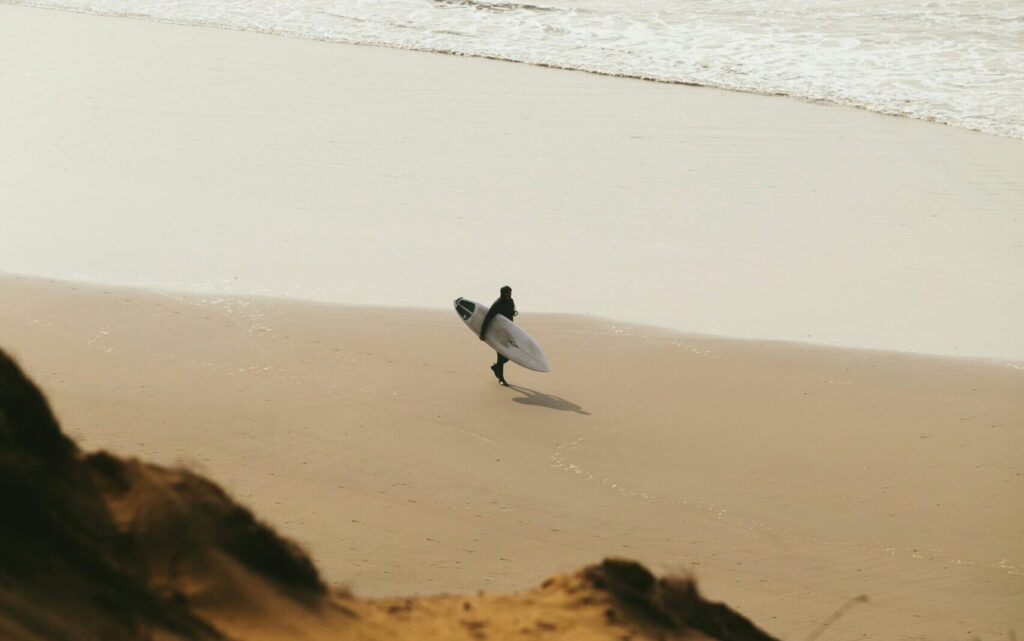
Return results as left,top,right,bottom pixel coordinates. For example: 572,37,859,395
479,285,516,385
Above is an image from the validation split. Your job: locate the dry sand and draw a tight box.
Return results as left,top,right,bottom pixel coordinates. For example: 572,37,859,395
2,3,1023,360
2,274,1021,640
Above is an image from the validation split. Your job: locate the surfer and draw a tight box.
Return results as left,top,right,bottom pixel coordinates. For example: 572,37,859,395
480,285,516,385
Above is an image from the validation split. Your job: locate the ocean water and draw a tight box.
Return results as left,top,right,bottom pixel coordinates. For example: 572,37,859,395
12,0,1024,138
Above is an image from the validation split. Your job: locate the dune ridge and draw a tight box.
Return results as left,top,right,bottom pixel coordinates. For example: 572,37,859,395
0,348,323,641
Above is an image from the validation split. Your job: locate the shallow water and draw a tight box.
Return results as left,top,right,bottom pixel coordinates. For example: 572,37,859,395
11,0,1024,138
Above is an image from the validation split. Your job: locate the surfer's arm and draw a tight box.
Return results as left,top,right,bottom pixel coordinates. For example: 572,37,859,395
480,307,499,340
479,305,499,339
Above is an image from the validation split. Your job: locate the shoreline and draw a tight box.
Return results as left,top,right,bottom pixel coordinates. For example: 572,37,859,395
7,1,1022,140
3,3,1023,361
2,273,1021,639
7,271,1024,370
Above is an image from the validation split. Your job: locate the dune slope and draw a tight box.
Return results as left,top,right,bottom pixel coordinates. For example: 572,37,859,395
0,347,776,640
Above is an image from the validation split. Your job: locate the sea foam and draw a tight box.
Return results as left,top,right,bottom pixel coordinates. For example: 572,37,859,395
11,0,1024,137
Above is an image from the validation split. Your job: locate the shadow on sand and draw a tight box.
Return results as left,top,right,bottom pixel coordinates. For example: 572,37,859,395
507,385,590,415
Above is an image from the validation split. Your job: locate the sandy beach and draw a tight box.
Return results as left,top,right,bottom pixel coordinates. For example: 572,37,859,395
2,274,1021,639
2,3,1023,639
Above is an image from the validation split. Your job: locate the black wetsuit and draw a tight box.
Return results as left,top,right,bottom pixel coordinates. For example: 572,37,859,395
480,296,515,381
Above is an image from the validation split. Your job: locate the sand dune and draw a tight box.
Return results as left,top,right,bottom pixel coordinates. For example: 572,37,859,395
1,275,1021,639
0,342,777,641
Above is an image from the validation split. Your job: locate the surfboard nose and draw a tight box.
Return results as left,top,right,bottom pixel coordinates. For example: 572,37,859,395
454,297,476,321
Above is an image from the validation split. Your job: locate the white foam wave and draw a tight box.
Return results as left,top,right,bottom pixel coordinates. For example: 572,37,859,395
9,0,1024,138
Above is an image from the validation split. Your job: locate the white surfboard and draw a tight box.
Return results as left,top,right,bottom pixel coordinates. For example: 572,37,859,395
454,297,550,373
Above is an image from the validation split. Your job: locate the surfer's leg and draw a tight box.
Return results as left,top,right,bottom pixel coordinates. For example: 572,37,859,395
494,354,509,385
